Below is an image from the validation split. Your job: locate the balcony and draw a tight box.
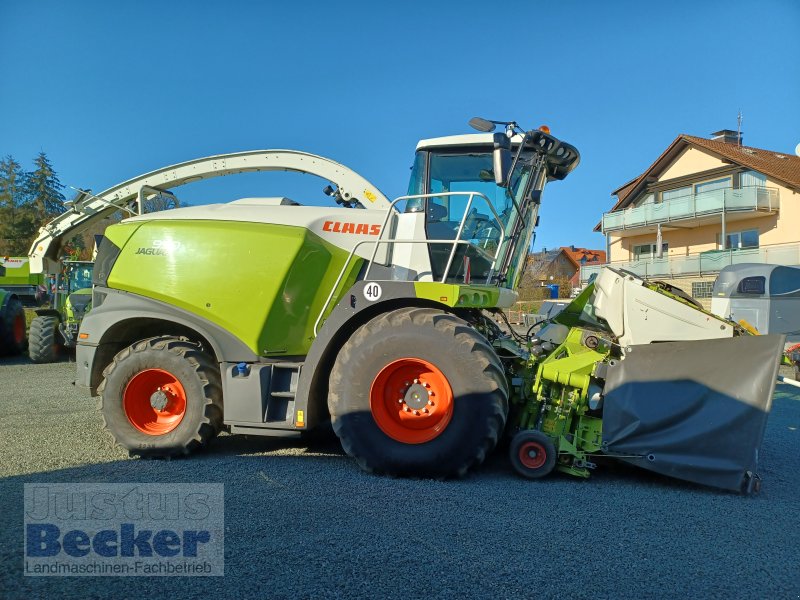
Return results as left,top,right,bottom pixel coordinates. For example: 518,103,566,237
579,242,800,283
601,186,779,234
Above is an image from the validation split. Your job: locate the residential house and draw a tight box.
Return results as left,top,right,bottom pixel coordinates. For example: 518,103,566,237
585,130,800,308
528,246,607,289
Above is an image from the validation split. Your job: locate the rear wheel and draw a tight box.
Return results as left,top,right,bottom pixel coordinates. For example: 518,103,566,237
28,315,59,363
509,429,557,479
98,336,223,457
329,307,508,478
0,296,27,355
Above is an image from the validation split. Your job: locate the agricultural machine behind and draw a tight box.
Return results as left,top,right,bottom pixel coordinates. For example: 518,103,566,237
0,282,27,356
28,260,94,363
66,117,787,494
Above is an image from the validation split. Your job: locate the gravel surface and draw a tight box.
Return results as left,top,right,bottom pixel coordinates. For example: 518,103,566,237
1,357,799,599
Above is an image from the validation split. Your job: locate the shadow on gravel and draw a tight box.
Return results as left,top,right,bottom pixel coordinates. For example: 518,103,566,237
1,388,798,599
0,354,73,366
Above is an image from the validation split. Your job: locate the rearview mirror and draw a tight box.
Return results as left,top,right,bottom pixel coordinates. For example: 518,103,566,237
492,133,511,187
469,117,496,132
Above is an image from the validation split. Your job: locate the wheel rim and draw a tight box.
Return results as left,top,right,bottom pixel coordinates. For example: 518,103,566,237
123,369,187,435
518,441,547,469
369,358,454,444
12,313,25,345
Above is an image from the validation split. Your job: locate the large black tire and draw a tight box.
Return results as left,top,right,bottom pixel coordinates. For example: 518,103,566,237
0,296,27,356
28,315,59,363
98,336,223,458
328,307,508,478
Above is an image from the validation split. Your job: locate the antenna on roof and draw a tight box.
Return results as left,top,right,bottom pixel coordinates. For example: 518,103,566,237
737,109,743,147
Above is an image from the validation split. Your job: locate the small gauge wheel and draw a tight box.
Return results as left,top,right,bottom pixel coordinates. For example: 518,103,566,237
509,429,557,479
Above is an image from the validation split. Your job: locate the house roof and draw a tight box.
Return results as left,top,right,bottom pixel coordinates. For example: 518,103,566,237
528,247,606,276
683,135,800,188
594,135,800,232
561,246,606,265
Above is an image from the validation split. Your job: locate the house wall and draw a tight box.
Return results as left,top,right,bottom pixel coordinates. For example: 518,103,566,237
657,147,727,180
606,148,799,262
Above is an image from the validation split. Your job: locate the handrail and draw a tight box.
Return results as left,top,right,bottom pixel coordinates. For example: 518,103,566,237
601,186,780,233
313,191,508,336
579,241,800,283
364,191,506,280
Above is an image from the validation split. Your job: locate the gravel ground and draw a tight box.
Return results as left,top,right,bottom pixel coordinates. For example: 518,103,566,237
0,357,799,599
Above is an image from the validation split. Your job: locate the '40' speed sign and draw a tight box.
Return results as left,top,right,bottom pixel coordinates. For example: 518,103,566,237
363,283,382,301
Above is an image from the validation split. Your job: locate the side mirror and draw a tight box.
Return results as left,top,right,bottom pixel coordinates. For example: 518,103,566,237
492,133,511,187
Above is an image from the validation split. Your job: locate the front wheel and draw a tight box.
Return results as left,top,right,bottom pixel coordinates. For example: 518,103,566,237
28,315,59,363
328,307,508,478
509,429,557,479
98,336,223,457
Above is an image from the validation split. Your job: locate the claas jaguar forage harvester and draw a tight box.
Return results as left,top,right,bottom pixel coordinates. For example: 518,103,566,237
71,117,784,493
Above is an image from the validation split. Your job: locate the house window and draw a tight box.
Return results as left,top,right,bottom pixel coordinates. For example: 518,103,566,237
719,228,759,250
694,177,731,195
661,186,691,202
636,193,655,207
691,281,714,299
633,243,668,260
740,170,767,188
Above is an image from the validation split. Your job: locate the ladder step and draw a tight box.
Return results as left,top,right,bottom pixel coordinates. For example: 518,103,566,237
270,391,296,398
270,362,304,370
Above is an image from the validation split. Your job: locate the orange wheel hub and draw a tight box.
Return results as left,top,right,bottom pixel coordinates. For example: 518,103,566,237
369,358,454,444
123,369,187,435
12,313,25,345
518,441,547,469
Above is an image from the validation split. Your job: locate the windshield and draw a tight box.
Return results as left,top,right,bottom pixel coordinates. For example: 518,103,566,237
67,264,94,292
407,152,515,228
405,148,539,284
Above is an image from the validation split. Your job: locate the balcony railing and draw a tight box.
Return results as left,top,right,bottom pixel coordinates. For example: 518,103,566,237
601,186,779,233
579,242,800,283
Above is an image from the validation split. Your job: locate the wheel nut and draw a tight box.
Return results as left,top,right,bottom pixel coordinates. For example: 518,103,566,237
428,390,434,396
423,382,430,388
428,400,434,406
413,379,419,384
413,410,419,416
398,399,404,404
403,406,411,412
423,408,429,414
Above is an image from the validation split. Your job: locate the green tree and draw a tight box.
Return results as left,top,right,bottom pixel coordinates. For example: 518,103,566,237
0,155,36,255
25,152,65,221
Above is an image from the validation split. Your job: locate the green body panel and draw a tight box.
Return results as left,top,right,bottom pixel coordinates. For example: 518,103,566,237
514,326,610,478
413,282,502,308
106,220,361,356
65,288,92,324
0,258,44,286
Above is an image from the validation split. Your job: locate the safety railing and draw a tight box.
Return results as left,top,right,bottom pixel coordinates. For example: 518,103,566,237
314,191,506,335
580,241,800,283
601,186,779,233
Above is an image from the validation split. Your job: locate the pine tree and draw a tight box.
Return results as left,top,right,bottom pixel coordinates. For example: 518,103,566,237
25,152,65,221
0,155,35,255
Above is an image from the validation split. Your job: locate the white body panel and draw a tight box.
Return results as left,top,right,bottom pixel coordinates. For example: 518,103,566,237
388,212,434,282
29,150,389,274
126,199,393,262
593,267,734,347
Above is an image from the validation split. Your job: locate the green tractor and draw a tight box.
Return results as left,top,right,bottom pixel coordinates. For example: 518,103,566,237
74,118,785,493
28,260,94,363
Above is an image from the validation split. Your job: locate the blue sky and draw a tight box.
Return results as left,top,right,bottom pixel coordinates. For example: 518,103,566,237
1,0,798,251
